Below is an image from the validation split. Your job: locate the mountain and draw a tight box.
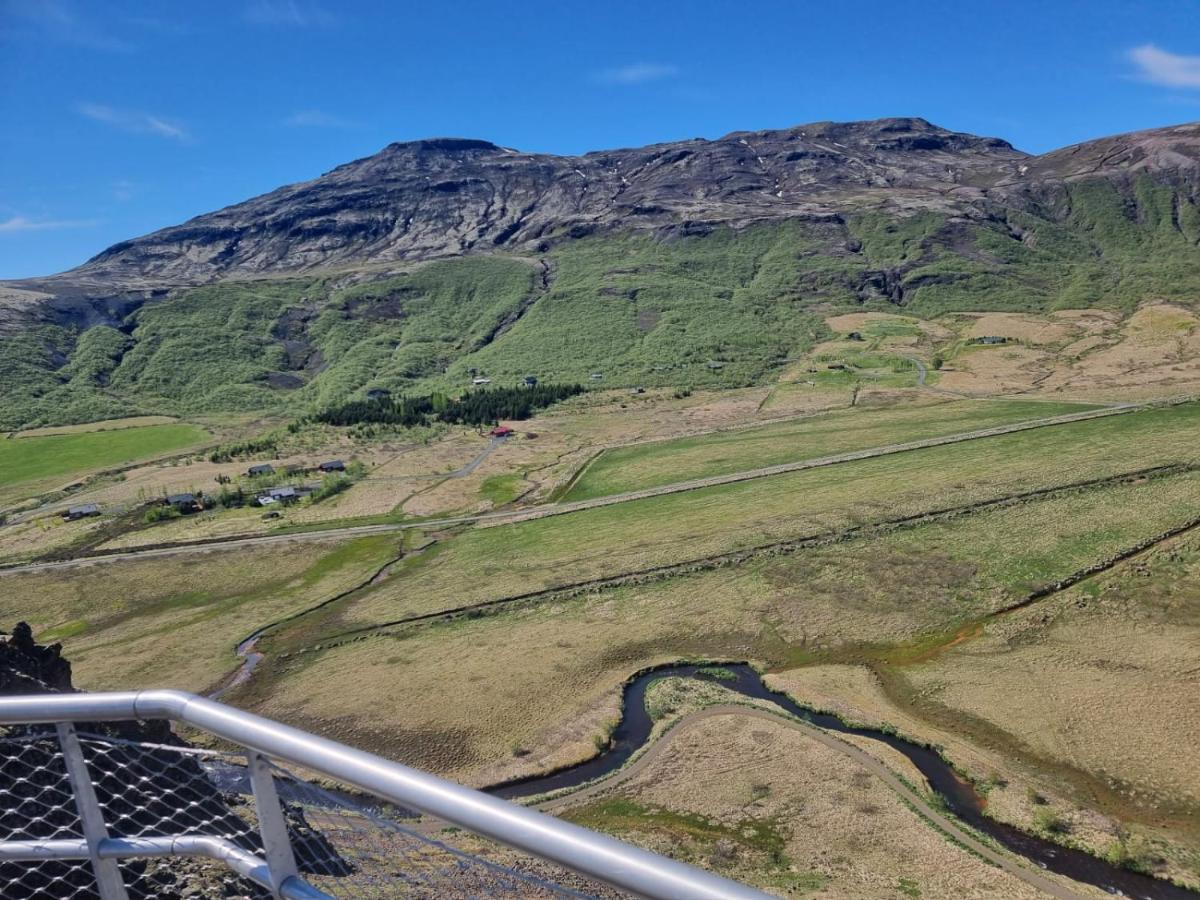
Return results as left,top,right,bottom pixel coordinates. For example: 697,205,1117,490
4,117,1200,429
29,118,1027,288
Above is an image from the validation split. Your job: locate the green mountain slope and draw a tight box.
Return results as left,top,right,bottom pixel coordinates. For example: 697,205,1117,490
5,120,1200,429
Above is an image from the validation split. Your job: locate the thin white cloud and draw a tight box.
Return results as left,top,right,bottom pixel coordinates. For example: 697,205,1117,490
1128,44,1200,89
244,0,335,27
3,0,132,51
78,102,189,141
0,216,99,233
285,109,355,128
112,179,137,202
594,62,680,86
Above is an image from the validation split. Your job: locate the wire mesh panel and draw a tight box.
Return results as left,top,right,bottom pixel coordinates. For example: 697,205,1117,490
0,726,269,899
0,729,96,899
77,732,270,899
265,761,611,899
0,727,618,899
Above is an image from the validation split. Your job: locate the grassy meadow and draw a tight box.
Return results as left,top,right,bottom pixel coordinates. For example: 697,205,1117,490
776,529,1200,889
0,420,211,503
240,467,1200,788
564,397,1096,500
281,401,1200,635
2,533,400,693
892,533,1200,885
563,715,1053,899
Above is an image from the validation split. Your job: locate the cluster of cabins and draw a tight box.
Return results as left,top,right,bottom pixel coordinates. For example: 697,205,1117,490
61,458,349,521
246,460,344,506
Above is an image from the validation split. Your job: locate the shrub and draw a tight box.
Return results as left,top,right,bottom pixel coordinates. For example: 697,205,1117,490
142,505,181,524
1033,806,1069,834
309,474,352,504
209,436,279,463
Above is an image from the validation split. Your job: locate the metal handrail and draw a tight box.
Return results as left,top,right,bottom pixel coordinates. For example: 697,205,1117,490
0,690,770,899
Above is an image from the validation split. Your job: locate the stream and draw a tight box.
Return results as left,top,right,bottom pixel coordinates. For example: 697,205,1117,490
489,664,1196,900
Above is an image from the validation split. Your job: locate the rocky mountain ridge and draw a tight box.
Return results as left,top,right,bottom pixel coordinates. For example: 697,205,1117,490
15,117,1200,292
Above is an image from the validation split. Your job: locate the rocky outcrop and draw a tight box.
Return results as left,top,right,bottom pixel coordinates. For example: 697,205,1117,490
15,117,1035,288
0,622,72,694
5,116,1200,334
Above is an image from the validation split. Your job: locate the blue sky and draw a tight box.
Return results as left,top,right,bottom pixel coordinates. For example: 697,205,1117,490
2,0,1200,279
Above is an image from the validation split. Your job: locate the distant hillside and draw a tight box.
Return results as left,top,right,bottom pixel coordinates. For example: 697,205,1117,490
3,117,1200,428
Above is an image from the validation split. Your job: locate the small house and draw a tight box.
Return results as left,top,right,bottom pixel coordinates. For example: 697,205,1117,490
590,373,604,380
247,464,275,477
318,460,345,473
847,331,864,341
164,493,198,511
706,361,725,370
366,388,391,401
523,375,538,387
490,426,514,437
974,335,1008,345
258,486,298,506
630,386,646,395
63,503,101,521
472,377,492,386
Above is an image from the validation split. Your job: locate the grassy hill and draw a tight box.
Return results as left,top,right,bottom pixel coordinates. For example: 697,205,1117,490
5,171,1200,430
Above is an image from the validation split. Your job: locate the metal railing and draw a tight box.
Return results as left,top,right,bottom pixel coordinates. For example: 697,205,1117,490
0,690,769,899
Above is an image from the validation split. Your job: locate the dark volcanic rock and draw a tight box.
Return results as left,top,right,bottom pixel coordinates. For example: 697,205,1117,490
23,118,1031,288
0,622,72,693
8,116,1200,309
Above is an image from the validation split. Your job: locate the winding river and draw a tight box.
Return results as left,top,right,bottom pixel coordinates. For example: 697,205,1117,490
490,664,1196,900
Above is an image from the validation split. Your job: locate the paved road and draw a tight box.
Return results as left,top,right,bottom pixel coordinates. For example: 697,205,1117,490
535,705,1089,900
0,402,1139,576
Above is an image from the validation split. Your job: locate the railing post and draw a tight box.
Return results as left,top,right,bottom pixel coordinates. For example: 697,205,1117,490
246,750,300,898
55,723,129,900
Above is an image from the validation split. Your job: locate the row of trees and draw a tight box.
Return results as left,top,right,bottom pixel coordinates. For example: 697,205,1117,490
313,383,584,428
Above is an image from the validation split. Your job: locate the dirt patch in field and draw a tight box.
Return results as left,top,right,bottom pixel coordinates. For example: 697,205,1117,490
936,344,1055,394
1053,303,1200,382
826,311,954,341
953,312,1084,346
568,713,1057,899
0,516,108,561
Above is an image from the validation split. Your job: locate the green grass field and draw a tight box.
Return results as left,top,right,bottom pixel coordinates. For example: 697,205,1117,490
291,402,1200,635
0,421,211,499
565,398,1096,500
